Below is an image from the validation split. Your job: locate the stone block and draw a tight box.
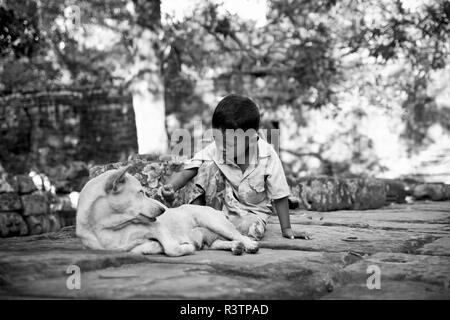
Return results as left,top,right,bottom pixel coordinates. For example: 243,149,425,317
25,213,62,235
345,178,386,210
0,174,18,193
413,183,446,201
20,191,49,216
16,175,38,194
294,176,353,212
0,193,22,212
291,176,387,212
443,185,450,200
0,211,28,237
58,211,76,227
381,179,408,204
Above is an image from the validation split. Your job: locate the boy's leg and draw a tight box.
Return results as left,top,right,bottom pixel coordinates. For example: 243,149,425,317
230,214,267,241
182,162,226,210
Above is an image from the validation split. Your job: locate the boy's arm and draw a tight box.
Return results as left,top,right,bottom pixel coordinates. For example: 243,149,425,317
274,197,311,240
161,168,198,202
166,168,198,191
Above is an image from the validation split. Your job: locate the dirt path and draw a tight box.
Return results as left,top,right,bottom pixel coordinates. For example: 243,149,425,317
1,201,449,299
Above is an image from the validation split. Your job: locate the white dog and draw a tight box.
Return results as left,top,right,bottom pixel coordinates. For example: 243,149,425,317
76,166,259,257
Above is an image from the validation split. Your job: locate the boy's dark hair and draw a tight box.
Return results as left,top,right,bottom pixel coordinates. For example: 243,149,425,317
212,94,260,131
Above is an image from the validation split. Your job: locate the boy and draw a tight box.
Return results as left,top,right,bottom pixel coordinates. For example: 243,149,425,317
161,94,310,241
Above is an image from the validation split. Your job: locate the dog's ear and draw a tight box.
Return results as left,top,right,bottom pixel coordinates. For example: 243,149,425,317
105,165,131,194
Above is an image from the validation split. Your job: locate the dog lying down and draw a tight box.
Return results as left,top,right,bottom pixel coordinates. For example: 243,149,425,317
76,166,259,257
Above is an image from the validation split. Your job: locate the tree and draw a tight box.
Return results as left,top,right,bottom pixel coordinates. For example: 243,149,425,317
1,0,168,154
160,0,449,176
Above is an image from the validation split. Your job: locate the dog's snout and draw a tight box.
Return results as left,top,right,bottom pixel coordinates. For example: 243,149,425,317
156,206,165,216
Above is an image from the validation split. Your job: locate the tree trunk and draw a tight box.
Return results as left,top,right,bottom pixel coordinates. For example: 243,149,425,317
130,0,167,155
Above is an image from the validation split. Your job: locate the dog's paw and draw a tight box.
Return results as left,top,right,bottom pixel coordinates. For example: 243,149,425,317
242,237,259,254
231,241,245,255
131,241,163,255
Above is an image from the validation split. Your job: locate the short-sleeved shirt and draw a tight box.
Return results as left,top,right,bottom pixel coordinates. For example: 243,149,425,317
184,137,291,223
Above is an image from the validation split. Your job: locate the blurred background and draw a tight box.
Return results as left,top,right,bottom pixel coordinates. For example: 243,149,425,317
1,0,449,183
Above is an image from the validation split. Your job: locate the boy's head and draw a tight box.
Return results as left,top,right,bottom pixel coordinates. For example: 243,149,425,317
211,94,260,163
212,94,260,131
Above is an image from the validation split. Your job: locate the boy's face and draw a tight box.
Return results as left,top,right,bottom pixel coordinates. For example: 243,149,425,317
213,128,258,165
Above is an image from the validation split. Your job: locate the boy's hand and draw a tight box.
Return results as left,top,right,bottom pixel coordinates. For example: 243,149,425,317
160,184,175,202
282,228,311,240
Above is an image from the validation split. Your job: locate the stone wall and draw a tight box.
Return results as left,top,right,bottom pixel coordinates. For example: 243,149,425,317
0,88,137,174
0,161,88,237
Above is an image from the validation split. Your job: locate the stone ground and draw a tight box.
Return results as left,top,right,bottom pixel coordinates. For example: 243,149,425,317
0,201,449,299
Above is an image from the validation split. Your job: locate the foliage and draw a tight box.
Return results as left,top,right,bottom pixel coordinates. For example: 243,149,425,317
1,0,449,175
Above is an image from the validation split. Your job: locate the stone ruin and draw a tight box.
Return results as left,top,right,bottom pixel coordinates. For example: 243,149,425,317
0,161,88,237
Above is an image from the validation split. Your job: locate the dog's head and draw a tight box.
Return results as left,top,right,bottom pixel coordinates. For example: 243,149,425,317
76,166,166,250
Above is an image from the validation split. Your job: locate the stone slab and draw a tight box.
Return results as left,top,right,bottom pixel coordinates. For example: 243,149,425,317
2,250,349,299
260,223,439,255
269,206,450,234
0,201,449,299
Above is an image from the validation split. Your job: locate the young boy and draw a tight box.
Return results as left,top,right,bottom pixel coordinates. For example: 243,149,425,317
161,94,310,241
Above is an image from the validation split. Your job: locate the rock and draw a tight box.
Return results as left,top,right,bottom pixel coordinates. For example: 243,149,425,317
0,193,22,212
345,178,386,210
25,213,62,235
20,191,49,216
418,237,450,256
0,200,449,299
292,177,387,211
57,211,76,227
16,175,37,194
413,183,446,201
381,179,408,204
293,176,353,212
49,194,76,227
0,174,18,193
444,185,450,200
0,212,28,237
